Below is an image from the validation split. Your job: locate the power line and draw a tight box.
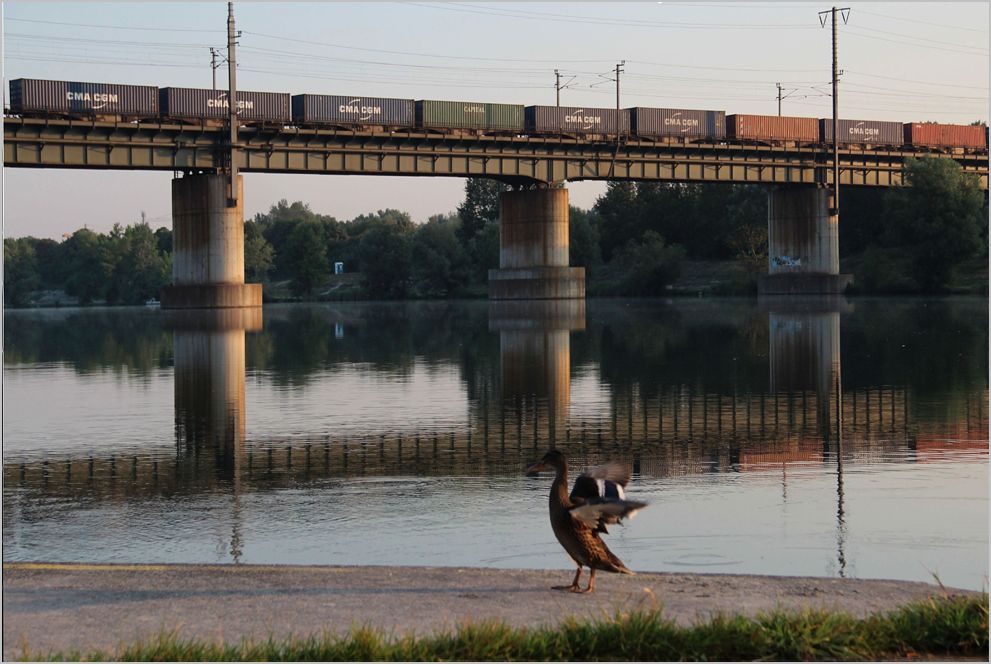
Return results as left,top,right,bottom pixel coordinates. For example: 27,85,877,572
844,70,989,91
855,8,987,34
405,2,818,30
3,16,225,32
845,28,988,57
242,31,615,64
851,24,987,52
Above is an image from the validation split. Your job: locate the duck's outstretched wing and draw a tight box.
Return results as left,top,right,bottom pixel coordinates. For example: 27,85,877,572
570,499,648,532
570,462,631,502
569,462,644,534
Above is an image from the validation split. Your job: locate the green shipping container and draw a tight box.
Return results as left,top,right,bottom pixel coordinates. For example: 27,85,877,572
416,100,524,132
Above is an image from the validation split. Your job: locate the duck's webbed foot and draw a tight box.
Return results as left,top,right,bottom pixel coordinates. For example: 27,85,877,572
578,569,597,593
552,566,583,592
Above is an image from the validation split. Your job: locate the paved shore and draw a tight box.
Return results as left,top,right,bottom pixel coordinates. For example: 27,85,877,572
2,563,976,660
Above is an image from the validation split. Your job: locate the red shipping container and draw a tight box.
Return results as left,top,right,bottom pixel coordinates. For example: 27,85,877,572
904,122,987,149
728,114,818,143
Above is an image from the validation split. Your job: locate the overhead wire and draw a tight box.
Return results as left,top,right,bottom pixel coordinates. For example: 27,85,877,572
4,7,986,121
406,1,817,29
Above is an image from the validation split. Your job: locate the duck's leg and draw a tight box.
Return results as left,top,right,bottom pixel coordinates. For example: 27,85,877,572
581,568,597,593
552,566,582,591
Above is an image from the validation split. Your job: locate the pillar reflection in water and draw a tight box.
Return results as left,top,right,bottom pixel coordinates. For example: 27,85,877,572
764,295,849,576
167,308,262,561
489,300,585,448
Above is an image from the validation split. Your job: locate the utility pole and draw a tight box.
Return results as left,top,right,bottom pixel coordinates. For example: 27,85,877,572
819,6,849,216
210,47,218,91
615,60,625,140
227,2,239,204
555,69,560,106
776,82,782,116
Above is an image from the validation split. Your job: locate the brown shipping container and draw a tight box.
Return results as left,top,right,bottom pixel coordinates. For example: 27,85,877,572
819,118,902,146
526,105,630,135
9,78,158,117
630,108,726,140
904,122,987,149
160,87,290,123
728,114,818,143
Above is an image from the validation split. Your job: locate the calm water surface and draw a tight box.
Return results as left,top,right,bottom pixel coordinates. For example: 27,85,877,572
3,297,987,590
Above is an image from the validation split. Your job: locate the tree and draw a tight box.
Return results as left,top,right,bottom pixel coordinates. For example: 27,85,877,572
358,223,413,298
4,238,40,307
456,178,506,245
106,223,169,304
284,221,329,296
154,226,173,255
594,181,640,262
411,213,471,296
244,221,275,283
569,206,602,275
61,229,112,304
881,157,986,290
609,231,685,296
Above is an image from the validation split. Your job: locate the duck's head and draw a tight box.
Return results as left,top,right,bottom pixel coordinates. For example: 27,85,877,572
526,449,567,476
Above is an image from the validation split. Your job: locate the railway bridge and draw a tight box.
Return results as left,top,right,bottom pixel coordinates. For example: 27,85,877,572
4,116,989,304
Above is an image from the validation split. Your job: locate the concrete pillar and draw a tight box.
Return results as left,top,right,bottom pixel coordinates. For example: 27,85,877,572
488,188,585,300
489,300,585,445
162,173,262,309
765,297,849,442
169,308,263,481
758,187,852,295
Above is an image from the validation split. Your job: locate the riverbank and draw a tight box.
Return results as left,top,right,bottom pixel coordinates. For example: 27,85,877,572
3,563,983,660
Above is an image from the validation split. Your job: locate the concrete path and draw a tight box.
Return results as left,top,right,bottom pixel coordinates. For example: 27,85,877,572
2,563,976,660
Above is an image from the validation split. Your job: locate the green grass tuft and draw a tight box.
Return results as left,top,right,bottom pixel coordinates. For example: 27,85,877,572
27,593,989,662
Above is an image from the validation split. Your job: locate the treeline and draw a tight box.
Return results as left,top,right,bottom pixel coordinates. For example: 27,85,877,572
4,157,987,307
4,223,171,307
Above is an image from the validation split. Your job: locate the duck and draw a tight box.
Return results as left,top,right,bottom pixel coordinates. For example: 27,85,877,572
526,449,647,593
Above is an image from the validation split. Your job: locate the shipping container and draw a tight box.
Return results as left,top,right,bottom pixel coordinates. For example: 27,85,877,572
904,122,987,149
9,78,158,118
526,105,630,135
819,118,903,146
415,100,523,132
727,114,818,143
292,94,414,127
160,87,290,123
630,107,726,140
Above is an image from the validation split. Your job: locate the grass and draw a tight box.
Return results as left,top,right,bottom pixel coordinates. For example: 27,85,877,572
26,593,988,662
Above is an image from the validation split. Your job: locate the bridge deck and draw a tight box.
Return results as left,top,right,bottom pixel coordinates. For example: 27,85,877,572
5,117,987,188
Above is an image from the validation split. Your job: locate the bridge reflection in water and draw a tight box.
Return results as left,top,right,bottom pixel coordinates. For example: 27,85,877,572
5,301,986,501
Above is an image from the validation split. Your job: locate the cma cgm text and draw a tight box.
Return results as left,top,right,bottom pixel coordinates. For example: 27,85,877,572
206,98,256,109
67,92,118,103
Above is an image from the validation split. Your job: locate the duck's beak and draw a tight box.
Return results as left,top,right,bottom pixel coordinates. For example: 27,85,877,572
525,461,547,476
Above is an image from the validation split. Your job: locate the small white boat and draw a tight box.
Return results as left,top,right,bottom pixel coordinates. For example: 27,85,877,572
144,298,161,307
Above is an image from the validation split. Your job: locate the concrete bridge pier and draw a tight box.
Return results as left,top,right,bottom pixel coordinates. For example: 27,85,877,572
489,300,586,445
758,186,853,296
765,297,850,442
488,187,585,300
161,173,262,309
168,308,263,479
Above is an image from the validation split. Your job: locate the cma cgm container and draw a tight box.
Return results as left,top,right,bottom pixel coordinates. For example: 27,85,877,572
904,122,987,149
630,107,726,140
819,118,902,146
415,100,524,132
526,105,630,135
9,78,158,118
292,94,414,128
728,114,818,143
160,88,291,123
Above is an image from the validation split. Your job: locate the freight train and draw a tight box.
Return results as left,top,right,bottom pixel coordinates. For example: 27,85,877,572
7,77,988,151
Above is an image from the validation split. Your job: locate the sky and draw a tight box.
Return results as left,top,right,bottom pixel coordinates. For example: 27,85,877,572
2,1,989,239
